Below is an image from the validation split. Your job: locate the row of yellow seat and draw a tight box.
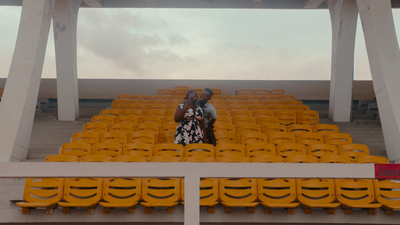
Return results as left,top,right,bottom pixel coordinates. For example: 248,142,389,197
17,176,399,215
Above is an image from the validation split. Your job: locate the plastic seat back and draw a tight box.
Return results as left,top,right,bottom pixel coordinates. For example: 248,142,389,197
216,109,230,117
283,100,303,106
102,178,141,206
18,178,64,207
124,143,153,158
259,94,276,100
109,123,135,133
257,116,280,126
220,178,258,207
248,104,268,111
80,155,113,162
100,109,121,116
320,155,354,163
211,88,222,96
241,132,268,145
324,133,352,145
297,110,319,125
216,143,246,160
287,124,313,134
335,179,380,208
143,109,165,116
60,143,92,157
258,178,298,207
215,132,240,144
269,132,296,145
297,179,339,208
270,89,285,95
185,143,215,162
114,155,148,162
253,89,270,95
61,178,103,207
116,94,135,101
276,143,307,157
152,99,169,105
246,143,277,157
375,179,400,210
112,99,131,109
141,178,180,207
139,115,162,125
276,94,296,100
156,131,174,143
45,155,80,162
250,155,284,163
230,109,252,117
213,123,236,133
338,144,369,157
136,123,160,133
285,155,319,163
307,143,338,157
274,110,296,125
214,115,232,124
313,124,339,133
228,104,248,111
91,115,116,125
154,143,184,159
101,131,129,145
296,133,324,145
128,103,147,110
181,178,219,206
236,89,253,95
252,110,275,117
72,132,100,145
83,122,109,133
157,88,173,95
268,105,289,110
130,131,157,145
134,94,153,100
153,95,171,101
116,115,139,124
224,95,241,101
92,142,122,157
233,116,256,125
236,124,262,134
288,105,310,111
262,124,287,134
355,155,389,164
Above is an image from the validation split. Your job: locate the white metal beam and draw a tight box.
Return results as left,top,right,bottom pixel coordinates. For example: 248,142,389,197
304,0,324,8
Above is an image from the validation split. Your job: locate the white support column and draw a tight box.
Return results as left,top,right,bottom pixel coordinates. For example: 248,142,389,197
184,172,200,225
53,0,81,121
327,0,358,122
0,0,53,162
356,0,400,163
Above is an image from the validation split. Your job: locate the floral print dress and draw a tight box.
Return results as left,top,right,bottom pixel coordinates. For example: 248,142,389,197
174,104,205,146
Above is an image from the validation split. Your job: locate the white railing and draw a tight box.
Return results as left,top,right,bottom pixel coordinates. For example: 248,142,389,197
0,162,375,225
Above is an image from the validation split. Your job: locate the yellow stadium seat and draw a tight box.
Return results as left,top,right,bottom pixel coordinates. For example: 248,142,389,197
161,115,177,124
288,105,310,111
152,100,168,106
265,100,284,105
269,132,296,145
233,116,256,125
173,88,188,96
212,95,224,100
276,143,307,157
121,109,143,117
152,99,169,106
100,177,142,214
136,123,160,133
252,109,275,117
224,95,241,101
135,94,152,100
181,178,219,211
83,122,109,133
150,155,182,162
130,131,157,145
100,109,122,116
139,115,162,125
116,94,135,101
147,104,168,110
270,89,285,95
245,100,264,105
60,142,92,157
220,178,258,213
124,143,153,158
160,123,177,132
112,99,131,109
242,95,260,101
92,142,122,158
282,100,303,105
248,104,268,111
215,132,240,144
192,88,203,95
109,123,135,133
157,131,176,143
164,109,176,117
230,109,252,117
228,104,248,111
296,133,324,145
226,100,244,105
174,85,190,90
153,95,170,101
285,155,319,163
45,155,80,162
80,155,113,162
101,131,129,145
143,109,164,117
258,178,299,214
259,94,277,100
157,88,174,95
274,110,296,125
236,89,253,95
257,117,281,127
92,115,116,125
213,123,236,133
375,179,400,214
114,155,148,162
58,178,103,214
262,124,287,134
338,143,369,157
246,143,277,157
132,99,151,104
185,143,215,162
217,155,249,162
250,155,284,163
276,94,296,100
236,124,262,134
211,88,222,95
268,105,289,110
354,155,389,164
216,143,246,160
141,178,181,213
115,115,139,125
307,143,338,157
153,143,184,159
324,133,352,145
241,132,268,145
335,179,382,215
17,178,64,214
128,103,147,110
213,104,229,110
72,132,100,145
320,155,354,163
216,109,230,116
253,89,270,95
297,110,319,125
287,124,313,134
297,179,340,214
313,124,339,133
209,99,228,105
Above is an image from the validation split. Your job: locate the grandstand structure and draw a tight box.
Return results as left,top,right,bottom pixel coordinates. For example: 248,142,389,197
1,0,400,224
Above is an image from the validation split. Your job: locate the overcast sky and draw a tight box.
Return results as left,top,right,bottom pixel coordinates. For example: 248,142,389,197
1,6,400,80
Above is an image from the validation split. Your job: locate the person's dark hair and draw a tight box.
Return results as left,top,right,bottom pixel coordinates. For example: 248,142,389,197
185,89,197,100
204,88,214,97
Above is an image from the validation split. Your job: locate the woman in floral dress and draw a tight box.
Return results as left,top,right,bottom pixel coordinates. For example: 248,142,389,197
174,90,206,146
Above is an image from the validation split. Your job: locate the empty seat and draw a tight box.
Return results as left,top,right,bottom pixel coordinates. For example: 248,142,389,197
262,124,287,134
152,99,169,105
60,142,92,157
185,143,215,162
153,143,184,159
136,123,160,133
215,143,246,160
124,143,153,158
17,178,64,214
354,155,389,164
92,115,116,125
242,95,260,101
375,179,400,214
220,178,258,213
320,155,354,163
224,95,242,101
246,143,277,157
269,133,296,145
213,123,236,133
241,132,268,145
274,110,296,125
160,123,178,132
288,105,310,111
174,85,190,90
112,99,131,109
173,88,189,95
100,109,121,116
213,104,228,110
285,155,319,163
58,178,103,214
252,110,275,117
253,89,270,95
83,122,109,133
236,124,262,134
143,109,164,116
147,104,168,111
313,124,339,133
161,115,176,124
164,109,177,116
258,178,299,214
45,155,80,162
116,94,135,101
141,178,181,213
228,104,248,111
257,116,280,126
114,155,148,162
282,100,303,105
276,143,307,157
236,89,253,95
265,100,284,105
270,89,285,95
80,155,113,162
250,155,284,163
297,110,319,125
248,104,268,110
307,143,338,157
115,115,139,125
215,132,240,144
211,88,222,95
181,178,219,210
259,94,276,100
276,94,296,100
130,131,157,145
233,116,256,125
132,99,151,104
157,132,176,143
297,179,340,214
324,133,352,145
139,115,162,125
101,131,129,145
245,100,264,105
128,103,147,110
287,124,313,134
72,132,100,145
338,143,369,157
230,109,251,117
153,95,170,101
157,88,174,95
92,142,123,158
268,105,289,110
216,109,230,117
335,179,382,214
226,100,244,105
109,123,135,133
296,133,324,145
135,94,152,100
100,178,142,214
